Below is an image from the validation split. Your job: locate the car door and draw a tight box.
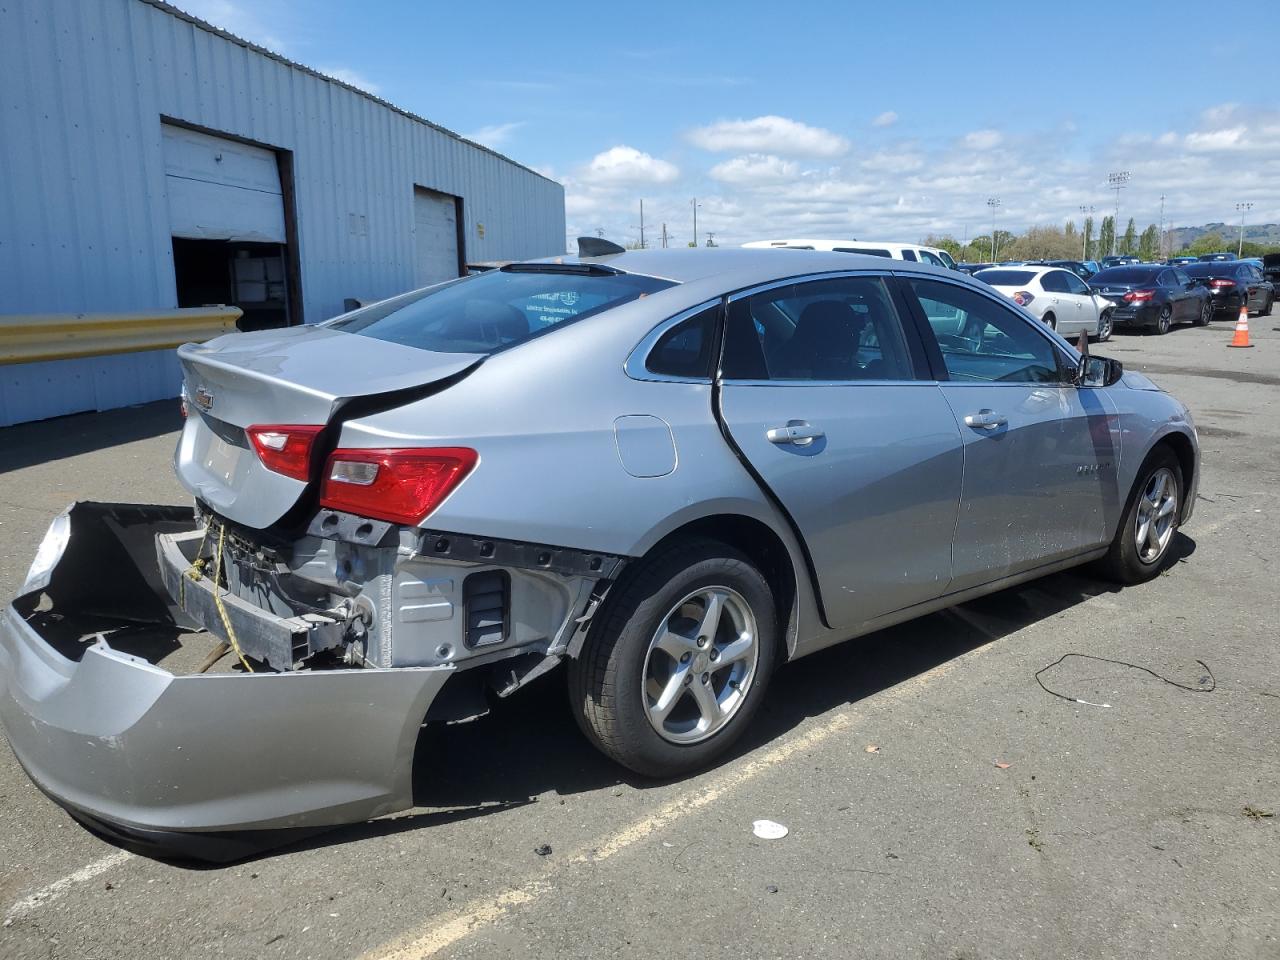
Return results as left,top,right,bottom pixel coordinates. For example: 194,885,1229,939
1242,265,1263,310
1037,270,1070,327
1163,269,1192,320
900,275,1119,591
1062,270,1100,333
717,273,963,630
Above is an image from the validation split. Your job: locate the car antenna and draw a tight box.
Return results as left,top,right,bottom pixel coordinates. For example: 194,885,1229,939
577,236,627,258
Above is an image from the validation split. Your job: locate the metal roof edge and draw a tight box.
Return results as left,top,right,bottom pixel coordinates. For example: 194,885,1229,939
140,0,561,188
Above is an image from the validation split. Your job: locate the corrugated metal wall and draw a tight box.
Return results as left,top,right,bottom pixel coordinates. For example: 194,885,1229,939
0,0,565,427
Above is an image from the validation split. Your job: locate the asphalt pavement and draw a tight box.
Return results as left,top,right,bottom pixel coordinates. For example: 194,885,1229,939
1,315,1277,959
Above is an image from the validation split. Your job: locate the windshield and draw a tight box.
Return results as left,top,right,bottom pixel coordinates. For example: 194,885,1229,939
329,268,675,354
975,269,1036,286
1091,268,1159,284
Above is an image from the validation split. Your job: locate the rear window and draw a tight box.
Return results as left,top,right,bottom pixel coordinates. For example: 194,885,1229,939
328,268,675,354
1090,267,1160,284
1183,263,1231,277
975,269,1036,286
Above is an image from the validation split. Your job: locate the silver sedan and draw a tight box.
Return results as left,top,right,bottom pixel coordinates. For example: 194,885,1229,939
0,244,1199,858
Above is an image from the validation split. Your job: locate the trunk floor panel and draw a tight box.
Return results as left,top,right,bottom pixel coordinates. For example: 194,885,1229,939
20,609,243,676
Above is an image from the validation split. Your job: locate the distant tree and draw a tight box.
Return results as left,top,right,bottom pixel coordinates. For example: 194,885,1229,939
1064,220,1077,238
1137,224,1160,261
1001,226,1081,261
1083,216,1095,260
1119,218,1137,255
923,234,964,259
1098,216,1116,256
1185,231,1229,256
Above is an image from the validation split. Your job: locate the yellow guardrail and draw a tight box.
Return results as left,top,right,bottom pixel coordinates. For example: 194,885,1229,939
0,307,242,365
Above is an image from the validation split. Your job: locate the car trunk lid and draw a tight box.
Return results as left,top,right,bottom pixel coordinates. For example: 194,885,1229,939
175,326,483,530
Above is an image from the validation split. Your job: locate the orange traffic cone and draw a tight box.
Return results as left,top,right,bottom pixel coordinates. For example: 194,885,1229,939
1228,304,1253,348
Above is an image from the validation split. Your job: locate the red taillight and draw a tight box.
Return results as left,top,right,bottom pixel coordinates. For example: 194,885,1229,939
320,448,478,525
1208,278,1235,288
246,424,324,481
1011,291,1035,306
1123,289,1155,303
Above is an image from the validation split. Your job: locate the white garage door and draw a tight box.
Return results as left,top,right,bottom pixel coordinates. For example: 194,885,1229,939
162,124,286,243
414,187,461,287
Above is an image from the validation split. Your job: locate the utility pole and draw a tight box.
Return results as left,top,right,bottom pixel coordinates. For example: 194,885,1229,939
1079,204,1094,260
691,198,701,247
986,197,1001,261
1107,171,1129,256
705,232,717,248
1236,202,1253,258
1158,194,1166,259
639,199,645,249
661,222,669,249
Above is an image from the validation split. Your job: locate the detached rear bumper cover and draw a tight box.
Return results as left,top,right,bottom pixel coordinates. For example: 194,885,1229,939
0,503,450,842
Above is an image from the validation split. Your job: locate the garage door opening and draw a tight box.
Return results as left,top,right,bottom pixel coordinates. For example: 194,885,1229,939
414,186,465,288
172,239,289,331
162,123,299,330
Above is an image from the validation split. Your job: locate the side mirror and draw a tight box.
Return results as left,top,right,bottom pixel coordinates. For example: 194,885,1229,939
1078,354,1123,388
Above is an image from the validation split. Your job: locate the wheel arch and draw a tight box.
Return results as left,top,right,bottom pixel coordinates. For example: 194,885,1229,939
1153,430,1197,522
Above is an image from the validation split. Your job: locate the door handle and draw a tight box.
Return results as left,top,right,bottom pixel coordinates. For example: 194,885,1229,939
963,409,1007,430
766,421,825,445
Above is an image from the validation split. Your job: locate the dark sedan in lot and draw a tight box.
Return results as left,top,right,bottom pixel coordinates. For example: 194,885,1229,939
1028,259,1097,279
1089,265,1213,334
1183,261,1275,317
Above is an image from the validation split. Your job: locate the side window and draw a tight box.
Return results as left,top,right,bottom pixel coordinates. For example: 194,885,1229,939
900,249,918,262
907,278,1065,384
645,306,717,379
1157,270,1174,287
1173,269,1191,286
1039,271,1067,294
835,247,892,257
919,250,946,267
1063,273,1090,295
722,276,917,382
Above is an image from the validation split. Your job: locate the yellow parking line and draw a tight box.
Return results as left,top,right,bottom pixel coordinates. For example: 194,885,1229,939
362,642,992,960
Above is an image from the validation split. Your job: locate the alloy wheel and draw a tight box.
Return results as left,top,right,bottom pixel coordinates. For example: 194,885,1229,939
1201,300,1213,324
1096,311,1113,341
1156,306,1172,334
642,586,759,745
1134,466,1178,564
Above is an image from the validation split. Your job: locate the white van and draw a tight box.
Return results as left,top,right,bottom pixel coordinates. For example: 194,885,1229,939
742,238,958,271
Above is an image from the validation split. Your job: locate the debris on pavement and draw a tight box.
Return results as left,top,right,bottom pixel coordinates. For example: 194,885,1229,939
1244,805,1274,821
864,744,880,754
765,884,779,894
994,761,1012,770
534,844,553,856
753,819,789,840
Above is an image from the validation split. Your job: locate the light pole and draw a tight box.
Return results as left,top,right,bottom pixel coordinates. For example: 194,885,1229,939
691,198,701,248
1236,202,1253,258
1107,171,1129,256
1158,194,1166,259
987,197,1001,261
1079,204,1094,260
639,199,645,249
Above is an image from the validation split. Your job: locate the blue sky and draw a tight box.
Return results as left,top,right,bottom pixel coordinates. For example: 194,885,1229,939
178,0,1278,248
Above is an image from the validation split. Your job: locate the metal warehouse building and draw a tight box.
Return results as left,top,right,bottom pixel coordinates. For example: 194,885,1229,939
0,0,565,427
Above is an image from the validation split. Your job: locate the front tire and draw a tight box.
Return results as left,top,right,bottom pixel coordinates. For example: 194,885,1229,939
1097,447,1183,585
569,539,778,777
1093,309,1114,342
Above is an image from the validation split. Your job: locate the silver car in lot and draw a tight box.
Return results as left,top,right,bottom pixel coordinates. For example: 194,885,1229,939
1,245,1199,859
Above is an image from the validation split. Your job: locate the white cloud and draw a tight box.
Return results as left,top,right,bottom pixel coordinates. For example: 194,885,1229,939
1185,126,1247,151
463,122,526,149
318,66,381,95
581,146,679,185
709,154,798,185
962,129,1003,150
687,115,849,157
872,111,898,128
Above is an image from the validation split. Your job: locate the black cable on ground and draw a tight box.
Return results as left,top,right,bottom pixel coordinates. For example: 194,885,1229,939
1035,653,1215,707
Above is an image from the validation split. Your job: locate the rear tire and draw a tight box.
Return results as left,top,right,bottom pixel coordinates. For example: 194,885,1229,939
1097,447,1183,585
1153,305,1172,335
568,539,777,778
1043,312,1057,331
1263,295,1274,317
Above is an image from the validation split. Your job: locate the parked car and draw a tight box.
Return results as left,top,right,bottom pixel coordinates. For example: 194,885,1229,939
1088,265,1213,333
1029,259,1097,280
1101,255,1141,268
1196,252,1236,262
1263,253,1280,289
975,266,1116,340
742,238,959,270
956,262,995,275
1165,256,1198,267
2,245,1200,859
1083,260,1103,275
1182,261,1275,317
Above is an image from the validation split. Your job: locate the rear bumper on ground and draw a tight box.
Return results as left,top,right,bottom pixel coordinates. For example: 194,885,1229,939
0,503,451,858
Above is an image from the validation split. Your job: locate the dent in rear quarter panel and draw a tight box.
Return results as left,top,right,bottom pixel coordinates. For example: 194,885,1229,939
335,295,828,656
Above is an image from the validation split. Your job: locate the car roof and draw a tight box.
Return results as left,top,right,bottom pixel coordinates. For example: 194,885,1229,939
532,246,953,286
